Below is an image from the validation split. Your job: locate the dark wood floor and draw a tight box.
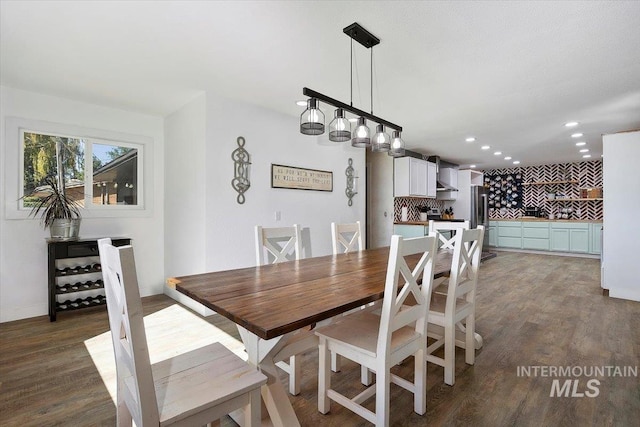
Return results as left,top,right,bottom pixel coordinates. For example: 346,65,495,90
1,251,638,426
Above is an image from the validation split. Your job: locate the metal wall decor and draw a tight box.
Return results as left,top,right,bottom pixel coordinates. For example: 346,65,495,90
345,158,358,206
231,136,251,204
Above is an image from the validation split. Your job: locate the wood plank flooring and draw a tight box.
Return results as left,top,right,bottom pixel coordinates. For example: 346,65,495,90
1,251,638,426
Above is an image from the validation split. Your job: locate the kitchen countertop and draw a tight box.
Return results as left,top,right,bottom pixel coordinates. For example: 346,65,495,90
395,218,603,225
490,218,603,223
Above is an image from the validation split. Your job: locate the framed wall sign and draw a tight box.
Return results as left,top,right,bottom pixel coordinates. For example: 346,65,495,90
271,164,333,192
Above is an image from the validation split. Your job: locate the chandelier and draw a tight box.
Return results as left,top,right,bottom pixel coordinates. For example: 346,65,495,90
299,23,405,156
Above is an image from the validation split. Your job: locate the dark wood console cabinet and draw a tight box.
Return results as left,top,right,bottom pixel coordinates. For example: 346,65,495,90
47,237,131,321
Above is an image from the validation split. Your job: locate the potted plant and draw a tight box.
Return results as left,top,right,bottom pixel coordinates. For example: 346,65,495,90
25,175,82,240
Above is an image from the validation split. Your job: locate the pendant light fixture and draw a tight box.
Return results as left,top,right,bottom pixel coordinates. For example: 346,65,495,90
300,98,324,135
328,108,351,142
299,23,403,151
371,124,390,152
352,117,371,147
388,130,405,157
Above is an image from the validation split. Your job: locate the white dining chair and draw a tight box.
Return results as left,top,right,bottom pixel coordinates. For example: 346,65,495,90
330,221,365,374
315,234,438,427
331,221,363,254
255,224,302,265
428,220,470,249
426,226,484,386
97,238,266,427
255,224,317,396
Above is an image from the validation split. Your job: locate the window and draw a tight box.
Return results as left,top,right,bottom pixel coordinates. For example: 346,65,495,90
21,130,142,209
5,117,150,219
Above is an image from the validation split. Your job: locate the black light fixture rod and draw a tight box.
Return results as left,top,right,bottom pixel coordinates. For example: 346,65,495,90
303,87,402,132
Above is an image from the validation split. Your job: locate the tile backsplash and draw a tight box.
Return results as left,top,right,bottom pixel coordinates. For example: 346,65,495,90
394,198,445,222
484,160,602,221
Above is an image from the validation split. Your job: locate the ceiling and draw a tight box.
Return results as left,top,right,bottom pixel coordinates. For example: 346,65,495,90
2,1,639,169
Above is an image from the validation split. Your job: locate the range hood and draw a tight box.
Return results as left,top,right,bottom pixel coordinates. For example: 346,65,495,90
429,156,458,191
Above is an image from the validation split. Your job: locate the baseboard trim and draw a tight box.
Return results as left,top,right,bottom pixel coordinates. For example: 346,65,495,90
487,247,600,259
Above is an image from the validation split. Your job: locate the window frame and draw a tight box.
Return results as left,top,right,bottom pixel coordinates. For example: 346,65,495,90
5,117,152,220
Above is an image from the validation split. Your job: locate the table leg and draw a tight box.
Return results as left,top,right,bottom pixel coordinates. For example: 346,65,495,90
237,326,301,427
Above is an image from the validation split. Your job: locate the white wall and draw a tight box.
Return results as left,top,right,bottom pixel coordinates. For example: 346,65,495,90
0,87,165,322
603,130,640,302
367,151,394,248
164,94,207,277
203,93,366,271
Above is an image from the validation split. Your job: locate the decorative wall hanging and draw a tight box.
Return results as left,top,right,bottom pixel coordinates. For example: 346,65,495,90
271,164,333,192
345,158,358,206
231,136,251,204
485,172,523,209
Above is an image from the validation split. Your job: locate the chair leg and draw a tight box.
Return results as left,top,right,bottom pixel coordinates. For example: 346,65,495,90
244,388,261,427
465,314,475,365
318,338,331,414
361,365,372,386
116,394,133,427
414,349,426,415
375,366,390,427
288,355,301,395
444,323,455,386
331,351,341,372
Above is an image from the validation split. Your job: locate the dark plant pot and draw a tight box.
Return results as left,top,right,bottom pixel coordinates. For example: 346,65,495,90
49,218,81,241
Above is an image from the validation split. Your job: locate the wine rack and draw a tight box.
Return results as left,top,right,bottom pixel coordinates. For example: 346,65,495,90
48,237,131,321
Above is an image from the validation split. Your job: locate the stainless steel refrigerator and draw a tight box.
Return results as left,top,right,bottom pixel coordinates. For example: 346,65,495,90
470,185,490,247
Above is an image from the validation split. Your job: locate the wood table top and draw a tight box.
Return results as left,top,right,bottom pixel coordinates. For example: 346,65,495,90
169,247,452,340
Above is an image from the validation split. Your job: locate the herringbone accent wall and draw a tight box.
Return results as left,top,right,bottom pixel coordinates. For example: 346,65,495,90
484,160,603,220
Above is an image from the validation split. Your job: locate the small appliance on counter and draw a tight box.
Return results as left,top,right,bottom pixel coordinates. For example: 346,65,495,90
524,206,544,218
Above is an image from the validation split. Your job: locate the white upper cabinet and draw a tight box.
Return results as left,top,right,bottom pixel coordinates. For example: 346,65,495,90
426,161,437,198
394,157,436,198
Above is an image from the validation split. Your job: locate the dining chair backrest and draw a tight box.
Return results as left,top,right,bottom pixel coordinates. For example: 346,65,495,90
377,234,438,358
255,224,302,265
331,221,363,254
446,226,484,312
98,238,159,426
429,220,470,249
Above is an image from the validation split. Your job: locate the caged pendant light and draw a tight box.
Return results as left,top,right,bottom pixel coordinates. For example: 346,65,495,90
300,98,325,135
299,23,403,152
328,108,351,142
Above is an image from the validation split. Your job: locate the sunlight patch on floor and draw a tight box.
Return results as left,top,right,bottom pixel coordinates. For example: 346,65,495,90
84,304,246,403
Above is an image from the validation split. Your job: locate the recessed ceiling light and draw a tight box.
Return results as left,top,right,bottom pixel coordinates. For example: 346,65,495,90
494,151,502,155
481,145,490,150
571,133,583,138
470,164,476,168
579,148,589,153
296,100,308,106
575,142,587,146
513,160,520,165
583,154,591,158
504,156,512,160
565,122,579,127
466,137,476,142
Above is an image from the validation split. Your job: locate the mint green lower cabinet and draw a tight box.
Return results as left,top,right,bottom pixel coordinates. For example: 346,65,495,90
550,228,570,251
550,223,589,253
590,223,602,255
497,221,522,248
488,226,497,246
569,229,589,253
522,222,550,250
393,224,426,238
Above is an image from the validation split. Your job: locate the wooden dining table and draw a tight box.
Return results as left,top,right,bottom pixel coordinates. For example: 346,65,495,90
168,247,479,426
